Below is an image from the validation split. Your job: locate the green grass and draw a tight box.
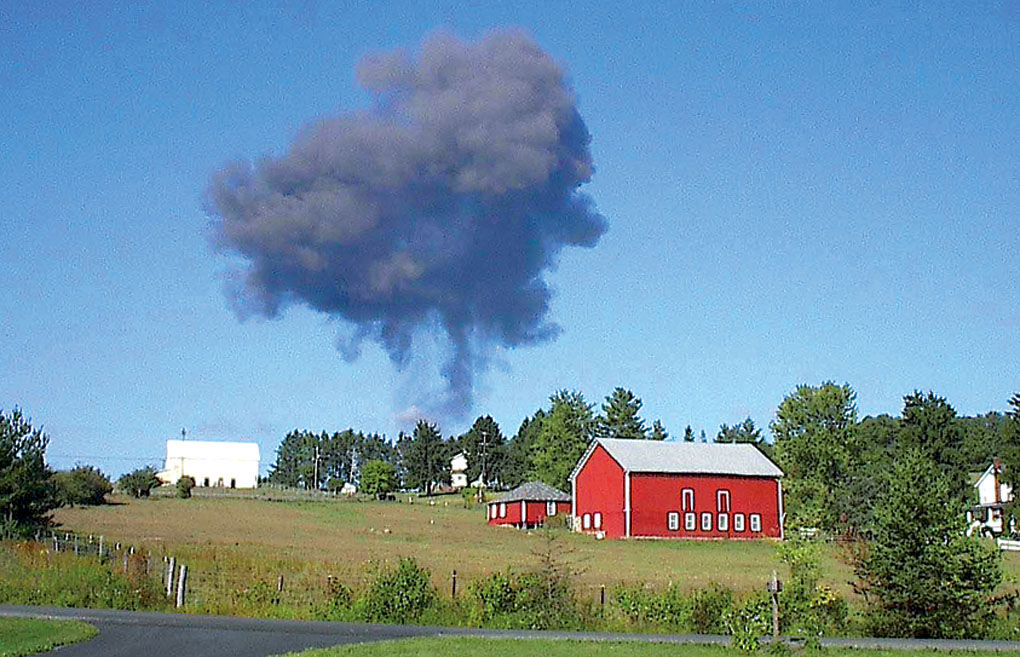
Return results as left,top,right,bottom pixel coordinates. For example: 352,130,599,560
0,617,97,657
272,637,1018,657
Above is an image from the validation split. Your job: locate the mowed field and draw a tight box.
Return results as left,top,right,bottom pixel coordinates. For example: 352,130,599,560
51,494,1020,603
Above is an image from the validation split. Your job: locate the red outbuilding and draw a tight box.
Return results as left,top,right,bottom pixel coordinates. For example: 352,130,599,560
570,438,784,540
487,481,571,529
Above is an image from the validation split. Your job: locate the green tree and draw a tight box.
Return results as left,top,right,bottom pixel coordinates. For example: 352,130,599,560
0,408,56,536
683,425,695,442
650,420,668,441
360,460,398,499
771,382,859,530
852,448,1001,638
52,465,113,507
458,415,506,486
503,411,544,489
699,429,707,443
401,420,448,495
176,475,195,499
529,390,595,490
900,391,967,499
267,429,318,488
997,394,1020,519
715,417,763,444
597,387,647,439
117,466,161,499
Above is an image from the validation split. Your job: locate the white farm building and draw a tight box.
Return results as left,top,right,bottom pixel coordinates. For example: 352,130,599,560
156,439,260,489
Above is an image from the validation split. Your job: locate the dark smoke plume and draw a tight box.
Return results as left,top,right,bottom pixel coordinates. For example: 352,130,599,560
206,29,607,415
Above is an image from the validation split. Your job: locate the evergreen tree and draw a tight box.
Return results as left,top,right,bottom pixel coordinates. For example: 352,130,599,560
715,417,763,444
699,429,707,443
402,420,448,495
650,420,668,441
502,411,544,489
267,430,319,489
458,415,505,487
900,391,966,499
853,448,1001,638
529,390,595,490
597,387,647,439
771,382,859,530
0,408,56,536
683,425,695,442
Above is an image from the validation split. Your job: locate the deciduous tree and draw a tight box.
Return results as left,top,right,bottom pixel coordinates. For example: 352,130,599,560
529,390,595,490
0,408,55,536
360,459,398,499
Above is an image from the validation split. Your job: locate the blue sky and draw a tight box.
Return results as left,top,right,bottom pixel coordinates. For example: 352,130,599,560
1,2,1017,476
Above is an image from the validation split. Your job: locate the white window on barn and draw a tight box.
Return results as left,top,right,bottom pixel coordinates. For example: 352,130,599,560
594,512,603,529
718,513,729,531
583,513,591,530
701,512,712,531
489,505,495,519
499,503,506,518
750,514,761,532
682,488,695,511
547,501,556,516
734,513,745,532
684,512,696,531
716,490,730,512
668,512,680,531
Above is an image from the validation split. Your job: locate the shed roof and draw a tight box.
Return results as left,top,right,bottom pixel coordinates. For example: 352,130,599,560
571,438,782,481
497,481,570,503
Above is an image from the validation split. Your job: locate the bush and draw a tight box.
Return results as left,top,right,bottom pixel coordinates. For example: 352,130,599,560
776,536,849,638
725,592,773,652
613,583,688,629
117,467,161,498
53,465,113,507
176,476,195,499
688,583,734,634
354,557,437,623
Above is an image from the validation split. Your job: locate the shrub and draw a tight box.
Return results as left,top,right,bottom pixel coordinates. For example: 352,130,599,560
777,535,849,638
53,465,113,507
176,476,195,499
117,467,161,498
468,569,582,630
725,592,772,652
612,583,688,629
688,583,734,634
354,557,437,623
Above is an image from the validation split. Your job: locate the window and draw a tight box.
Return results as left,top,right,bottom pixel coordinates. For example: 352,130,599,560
734,513,745,532
547,501,556,516
583,513,591,529
594,512,603,529
203,477,209,487
750,514,761,532
685,512,696,531
668,512,680,531
717,513,729,531
716,490,730,512
499,503,506,518
682,488,695,511
701,512,712,531
230,478,236,489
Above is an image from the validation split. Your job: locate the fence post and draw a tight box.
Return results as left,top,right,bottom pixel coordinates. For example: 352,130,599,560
175,564,188,608
53,534,59,553
73,536,80,556
166,557,176,597
600,584,606,608
277,574,285,593
451,570,457,598
98,536,104,559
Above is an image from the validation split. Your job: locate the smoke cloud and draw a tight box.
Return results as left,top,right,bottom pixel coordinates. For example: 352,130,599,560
206,29,607,416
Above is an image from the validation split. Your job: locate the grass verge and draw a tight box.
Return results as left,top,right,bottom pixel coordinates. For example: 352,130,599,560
271,637,1018,657
0,617,97,657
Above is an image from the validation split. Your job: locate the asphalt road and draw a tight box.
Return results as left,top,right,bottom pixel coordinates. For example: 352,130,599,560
5,605,1020,656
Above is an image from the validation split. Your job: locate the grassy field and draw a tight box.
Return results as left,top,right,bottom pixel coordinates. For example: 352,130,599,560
0,617,97,657
51,492,1020,611
272,637,1019,657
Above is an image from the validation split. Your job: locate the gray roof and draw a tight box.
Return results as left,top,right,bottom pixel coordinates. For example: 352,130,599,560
497,481,571,503
572,438,783,480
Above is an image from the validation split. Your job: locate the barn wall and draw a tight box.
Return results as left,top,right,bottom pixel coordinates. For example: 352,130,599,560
630,473,782,539
573,444,626,538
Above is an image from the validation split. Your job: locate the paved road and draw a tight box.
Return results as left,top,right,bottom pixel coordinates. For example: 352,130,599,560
4,605,1020,655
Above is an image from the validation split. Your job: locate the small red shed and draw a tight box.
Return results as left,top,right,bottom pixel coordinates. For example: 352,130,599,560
570,438,784,540
487,481,571,529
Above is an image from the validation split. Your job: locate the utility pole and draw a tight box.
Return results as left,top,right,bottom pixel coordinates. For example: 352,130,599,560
477,429,489,502
313,442,320,491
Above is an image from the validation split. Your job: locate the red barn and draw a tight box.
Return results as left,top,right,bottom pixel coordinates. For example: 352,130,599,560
487,481,571,529
570,438,784,540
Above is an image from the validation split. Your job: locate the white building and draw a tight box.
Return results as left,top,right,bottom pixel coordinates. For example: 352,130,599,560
450,452,469,490
968,460,1014,536
156,439,260,489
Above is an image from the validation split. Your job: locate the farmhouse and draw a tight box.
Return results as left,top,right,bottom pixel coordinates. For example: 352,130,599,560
570,438,784,539
450,452,469,490
487,481,571,529
156,439,260,489
968,459,1014,535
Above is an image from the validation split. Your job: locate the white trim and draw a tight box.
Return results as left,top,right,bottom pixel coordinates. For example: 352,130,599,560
624,470,632,538
547,501,556,516
750,513,762,533
777,479,785,540
583,513,591,529
685,512,696,531
718,513,729,532
667,511,680,531
701,512,712,532
682,488,694,511
571,475,577,520
499,502,506,518
521,500,527,523
716,489,730,512
594,512,603,529
734,513,745,532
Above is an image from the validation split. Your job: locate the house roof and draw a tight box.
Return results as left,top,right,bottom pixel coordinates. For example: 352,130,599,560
570,438,783,481
497,481,570,503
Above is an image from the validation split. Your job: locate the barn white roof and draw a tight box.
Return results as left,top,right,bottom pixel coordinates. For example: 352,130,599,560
572,438,782,480
165,439,260,461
